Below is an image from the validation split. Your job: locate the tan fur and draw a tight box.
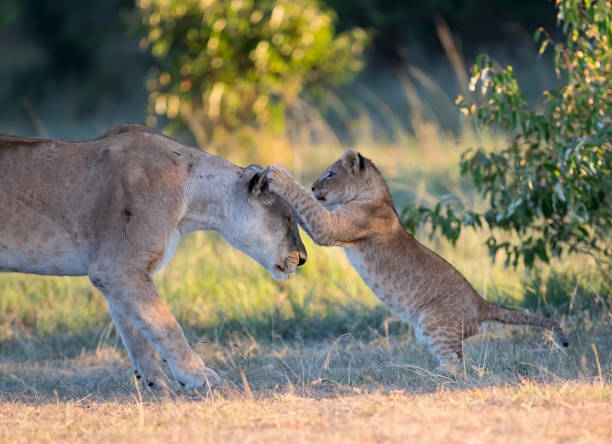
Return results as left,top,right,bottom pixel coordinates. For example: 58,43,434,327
0,124,307,389
264,149,568,373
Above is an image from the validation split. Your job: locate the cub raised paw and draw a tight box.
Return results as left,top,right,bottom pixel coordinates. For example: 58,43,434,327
263,164,295,193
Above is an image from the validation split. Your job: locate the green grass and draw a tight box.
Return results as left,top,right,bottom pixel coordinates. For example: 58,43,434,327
0,130,609,359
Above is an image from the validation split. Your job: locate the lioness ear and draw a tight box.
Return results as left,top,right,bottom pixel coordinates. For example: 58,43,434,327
245,163,264,171
340,149,365,174
248,170,268,195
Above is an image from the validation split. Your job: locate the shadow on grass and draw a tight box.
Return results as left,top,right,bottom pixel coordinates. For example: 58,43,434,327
2,316,611,405
1,293,611,405
0,303,411,363
0,304,411,403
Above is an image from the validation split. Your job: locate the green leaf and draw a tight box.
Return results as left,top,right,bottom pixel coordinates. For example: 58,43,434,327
554,183,566,202
534,28,542,43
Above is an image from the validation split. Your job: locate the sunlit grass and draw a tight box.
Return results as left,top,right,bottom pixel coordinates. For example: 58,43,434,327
2,379,610,443
0,129,607,349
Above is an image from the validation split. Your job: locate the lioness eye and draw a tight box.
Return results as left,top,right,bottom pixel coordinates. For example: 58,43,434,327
326,171,335,178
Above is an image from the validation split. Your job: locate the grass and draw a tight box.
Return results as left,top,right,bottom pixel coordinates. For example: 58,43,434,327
1,336,611,442
2,381,611,443
1,128,611,442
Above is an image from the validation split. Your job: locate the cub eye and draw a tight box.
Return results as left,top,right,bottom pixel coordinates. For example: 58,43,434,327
326,171,335,179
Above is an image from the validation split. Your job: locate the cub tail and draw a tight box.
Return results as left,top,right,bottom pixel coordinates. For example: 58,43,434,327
485,304,569,348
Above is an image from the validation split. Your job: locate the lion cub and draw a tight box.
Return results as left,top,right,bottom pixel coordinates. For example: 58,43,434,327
264,149,568,372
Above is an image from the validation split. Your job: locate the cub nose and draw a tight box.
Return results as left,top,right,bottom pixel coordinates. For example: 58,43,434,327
298,251,307,266
311,185,316,191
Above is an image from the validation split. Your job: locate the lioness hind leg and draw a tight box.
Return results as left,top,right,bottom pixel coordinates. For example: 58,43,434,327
108,306,174,391
90,266,221,389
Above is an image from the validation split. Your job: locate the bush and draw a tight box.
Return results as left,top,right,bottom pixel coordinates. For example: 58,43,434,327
519,267,611,316
404,0,611,270
136,0,368,145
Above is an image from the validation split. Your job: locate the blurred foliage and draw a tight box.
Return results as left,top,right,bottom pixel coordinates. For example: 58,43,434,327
0,0,21,28
136,0,369,145
1,0,561,137
404,0,611,270
0,0,146,115
324,0,558,56
520,268,611,317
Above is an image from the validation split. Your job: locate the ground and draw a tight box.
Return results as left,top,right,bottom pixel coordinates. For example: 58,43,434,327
1,139,610,442
3,382,611,443
1,322,611,443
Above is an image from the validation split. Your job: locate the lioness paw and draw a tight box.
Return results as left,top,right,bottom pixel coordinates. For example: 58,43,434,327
170,353,222,389
176,366,221,389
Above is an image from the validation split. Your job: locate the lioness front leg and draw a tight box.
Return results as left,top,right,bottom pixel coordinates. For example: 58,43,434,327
90,266,221,389
107,306,175,390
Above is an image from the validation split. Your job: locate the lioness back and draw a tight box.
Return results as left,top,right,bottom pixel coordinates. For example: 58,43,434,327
0,130,197,276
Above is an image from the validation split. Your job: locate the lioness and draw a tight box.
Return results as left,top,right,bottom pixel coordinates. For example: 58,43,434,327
0,124,306,389
264,149,568,373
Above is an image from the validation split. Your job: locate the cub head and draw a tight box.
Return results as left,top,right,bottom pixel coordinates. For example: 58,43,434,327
226,164,307,281
311,149,371,206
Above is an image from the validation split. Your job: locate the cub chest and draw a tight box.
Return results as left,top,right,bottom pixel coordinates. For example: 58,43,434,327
344,247,380,291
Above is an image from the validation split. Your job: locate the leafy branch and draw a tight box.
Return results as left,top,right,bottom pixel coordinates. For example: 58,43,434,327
403,0,611,269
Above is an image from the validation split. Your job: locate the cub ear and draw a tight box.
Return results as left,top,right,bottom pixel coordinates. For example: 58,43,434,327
248,170,268,195
340,148,365,174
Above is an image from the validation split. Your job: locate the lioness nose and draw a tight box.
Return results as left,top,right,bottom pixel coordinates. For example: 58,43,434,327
298,251,307,266
311,185,315,191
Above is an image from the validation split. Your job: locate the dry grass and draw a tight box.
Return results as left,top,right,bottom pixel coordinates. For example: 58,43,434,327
2,383,611,443
1,330,611,443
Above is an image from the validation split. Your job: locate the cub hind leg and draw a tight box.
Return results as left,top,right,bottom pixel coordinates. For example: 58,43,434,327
418,305,484,374
419,323,466,375
430,338,464,374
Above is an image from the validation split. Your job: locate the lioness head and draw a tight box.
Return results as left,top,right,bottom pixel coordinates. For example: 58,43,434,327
225,165,307,281
311,149,383,206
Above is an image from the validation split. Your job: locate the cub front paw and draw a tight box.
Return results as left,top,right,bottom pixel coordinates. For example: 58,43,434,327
263,164,291,190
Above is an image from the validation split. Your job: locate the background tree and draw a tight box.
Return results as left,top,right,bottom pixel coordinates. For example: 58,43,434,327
136,0,368,146
404,0,611,270
0,0,562,139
